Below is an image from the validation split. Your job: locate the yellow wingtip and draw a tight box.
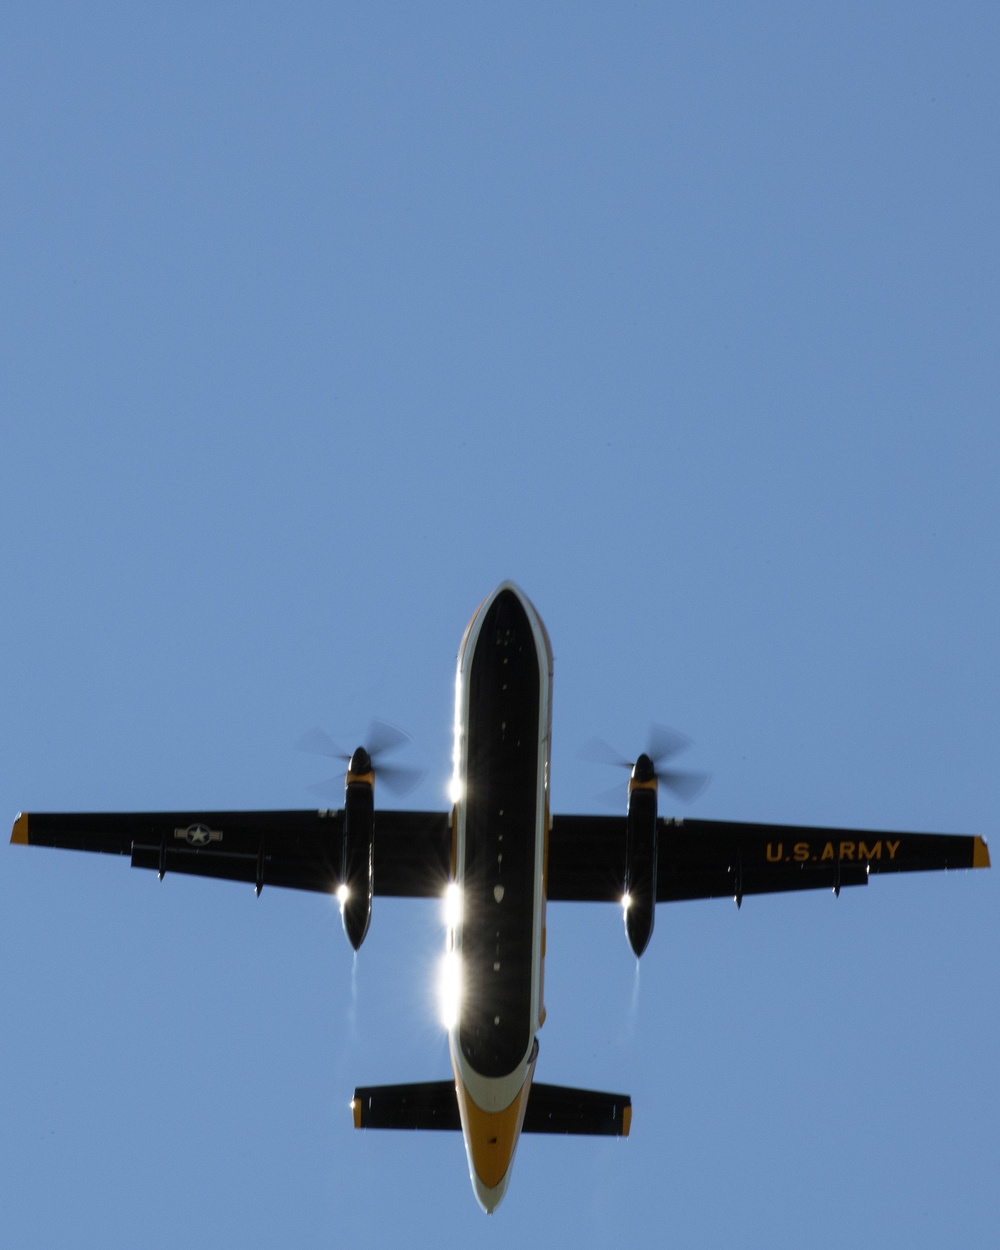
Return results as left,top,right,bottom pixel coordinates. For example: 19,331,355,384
11,812,28,845
351,1098,361,1129
622,1103,632,1137
973,836,990,869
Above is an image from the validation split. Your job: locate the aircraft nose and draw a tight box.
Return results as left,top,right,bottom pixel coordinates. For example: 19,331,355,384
471,1167,512,1214
455,1070,533,1213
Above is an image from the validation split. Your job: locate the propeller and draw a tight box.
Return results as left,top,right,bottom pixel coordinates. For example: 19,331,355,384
296,719,424,798
580,723,710,803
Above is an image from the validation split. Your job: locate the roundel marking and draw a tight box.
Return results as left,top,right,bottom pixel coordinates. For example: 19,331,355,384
174,824,223,846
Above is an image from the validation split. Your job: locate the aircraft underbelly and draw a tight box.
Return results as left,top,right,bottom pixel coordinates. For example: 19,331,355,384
451,583,552,1211
458,587,541,1077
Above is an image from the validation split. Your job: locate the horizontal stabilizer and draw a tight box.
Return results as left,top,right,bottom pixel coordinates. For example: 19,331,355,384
524,1082,631,1136
352,1079,631,1136
352,1081,460,1131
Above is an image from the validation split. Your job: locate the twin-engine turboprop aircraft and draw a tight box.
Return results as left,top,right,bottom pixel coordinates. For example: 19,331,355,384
11,583,990,1212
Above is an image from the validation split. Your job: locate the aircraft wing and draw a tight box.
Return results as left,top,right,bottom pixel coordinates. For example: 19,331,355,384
13,808,988,903
547,814,990,903
10,809,451,898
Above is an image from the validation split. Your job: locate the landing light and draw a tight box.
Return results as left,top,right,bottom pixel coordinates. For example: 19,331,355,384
336,882,350,908
448,777,464,805
622,892,632,911
437,950,462,1031
443,881,463,928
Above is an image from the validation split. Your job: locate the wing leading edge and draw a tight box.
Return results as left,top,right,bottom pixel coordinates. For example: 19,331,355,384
547,814,989,903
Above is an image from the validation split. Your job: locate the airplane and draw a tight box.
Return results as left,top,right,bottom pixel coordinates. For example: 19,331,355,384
10,582,990,1212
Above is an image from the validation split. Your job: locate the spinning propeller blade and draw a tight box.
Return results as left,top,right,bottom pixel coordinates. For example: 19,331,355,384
296,719,424,797
581,723,709,803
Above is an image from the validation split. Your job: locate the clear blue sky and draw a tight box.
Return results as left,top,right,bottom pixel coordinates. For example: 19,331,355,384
2,4,997,1246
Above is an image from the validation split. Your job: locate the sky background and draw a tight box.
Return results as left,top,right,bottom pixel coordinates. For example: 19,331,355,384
2,3,997,1246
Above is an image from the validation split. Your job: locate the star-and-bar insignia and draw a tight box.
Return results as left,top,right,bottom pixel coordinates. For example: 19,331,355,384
174,823,223,847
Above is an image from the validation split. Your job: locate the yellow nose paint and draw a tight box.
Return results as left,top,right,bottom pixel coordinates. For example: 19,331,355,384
455,1080,532,1189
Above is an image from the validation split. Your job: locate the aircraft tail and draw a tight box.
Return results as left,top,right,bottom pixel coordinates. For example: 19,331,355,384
352,1079,631,1136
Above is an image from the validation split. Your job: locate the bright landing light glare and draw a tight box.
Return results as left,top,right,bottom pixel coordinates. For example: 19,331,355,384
443,881,463,928
438,884,464,1029
437,950,462,1031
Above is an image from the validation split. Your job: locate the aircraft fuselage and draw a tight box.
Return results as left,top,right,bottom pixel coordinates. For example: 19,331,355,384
448,583,552,1211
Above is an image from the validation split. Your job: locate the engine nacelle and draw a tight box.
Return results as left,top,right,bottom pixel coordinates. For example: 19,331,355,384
623,754,658,958
341,748,375,950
